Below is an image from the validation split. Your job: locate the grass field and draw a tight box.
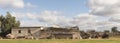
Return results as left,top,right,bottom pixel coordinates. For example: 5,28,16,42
0,38,120,43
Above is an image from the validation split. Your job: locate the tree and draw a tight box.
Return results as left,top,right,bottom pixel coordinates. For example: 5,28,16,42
0,12,20,37
111,27,118,33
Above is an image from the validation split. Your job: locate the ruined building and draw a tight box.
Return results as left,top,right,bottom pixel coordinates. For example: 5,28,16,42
11,26,81,39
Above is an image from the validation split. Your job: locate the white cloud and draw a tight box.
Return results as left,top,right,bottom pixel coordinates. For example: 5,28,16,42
38,10,64,22
72,13,97,25
88,0,120,17
12,10,118,31
12,12,26,19
0,0,36,8
0,0,25,8
20,20,41,27
71,13,98,30
12,10,120,31
10,0,120,31
88,0,120,24
109,15,120,23
12,12,37,20
26,2,37,8
37,10,71,26
87,0,120,31
12,10,72,27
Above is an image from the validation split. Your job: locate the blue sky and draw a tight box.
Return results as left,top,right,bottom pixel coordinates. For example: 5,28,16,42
0,0,90,26
0,0,89,17
1,0,120,31
29,0,88,18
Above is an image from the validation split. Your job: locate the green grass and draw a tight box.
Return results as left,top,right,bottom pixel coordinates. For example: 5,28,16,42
0,39,119,43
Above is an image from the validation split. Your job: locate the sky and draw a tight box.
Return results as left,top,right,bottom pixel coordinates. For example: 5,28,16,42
0,0,120,31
